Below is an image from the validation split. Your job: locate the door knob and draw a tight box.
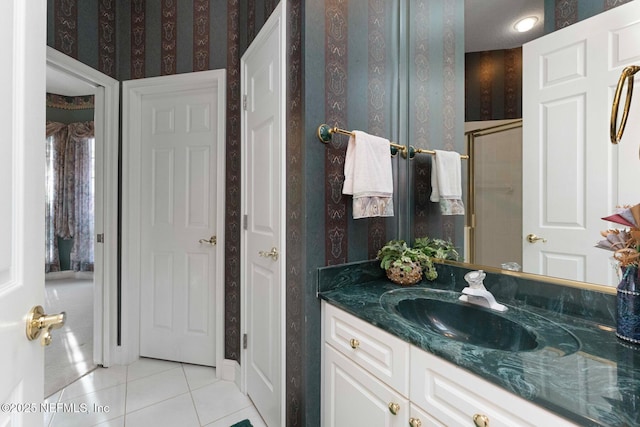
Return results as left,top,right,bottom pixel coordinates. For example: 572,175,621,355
526,233,547,243
409,418,422,427
199,235,217,246
26,305,66,346
258,247,279,261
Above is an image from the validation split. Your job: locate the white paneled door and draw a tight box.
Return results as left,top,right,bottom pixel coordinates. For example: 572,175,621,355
0,1,46,425
130,72,226,367
242,3,286,426
522,1,640,286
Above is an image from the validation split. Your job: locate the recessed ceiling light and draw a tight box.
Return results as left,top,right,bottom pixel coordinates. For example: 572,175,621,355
514,16,538,33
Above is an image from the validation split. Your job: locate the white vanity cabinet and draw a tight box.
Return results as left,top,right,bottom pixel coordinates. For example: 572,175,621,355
322,301,579,427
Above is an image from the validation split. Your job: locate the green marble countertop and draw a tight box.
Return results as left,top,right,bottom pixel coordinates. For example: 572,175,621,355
318,262,640,427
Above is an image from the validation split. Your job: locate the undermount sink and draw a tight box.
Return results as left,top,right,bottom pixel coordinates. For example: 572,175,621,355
380,288,580,355
395,298,538,351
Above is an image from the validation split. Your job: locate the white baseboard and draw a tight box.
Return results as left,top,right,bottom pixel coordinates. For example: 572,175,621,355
221,359,241,388
45,271,94,281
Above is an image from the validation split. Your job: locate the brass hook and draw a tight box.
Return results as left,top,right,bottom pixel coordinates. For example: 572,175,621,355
610,65,640,150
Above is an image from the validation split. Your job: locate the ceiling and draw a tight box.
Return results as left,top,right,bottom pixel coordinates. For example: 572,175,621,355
465,0,545,52
47,64,96,97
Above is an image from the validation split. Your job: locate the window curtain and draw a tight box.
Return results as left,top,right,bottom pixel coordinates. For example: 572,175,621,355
68,122,95,272
45,122,67,273
45,121,95,273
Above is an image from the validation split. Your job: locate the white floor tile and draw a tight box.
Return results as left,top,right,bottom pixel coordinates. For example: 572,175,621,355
43,390,63,427
126,358,182,382
125,393,200,427
49,358,263,427
204,406,267,427
182,364,218,391
191,381,253,425
93,416,124,426
62,365,128,400
125,367,189,413
51,384,126,427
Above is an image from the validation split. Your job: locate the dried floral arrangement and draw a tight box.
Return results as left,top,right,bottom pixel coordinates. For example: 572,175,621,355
596,204,640,268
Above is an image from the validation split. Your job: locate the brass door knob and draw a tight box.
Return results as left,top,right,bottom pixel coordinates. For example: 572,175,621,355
409,417,422,427
349,338,360,349
473,413,490,427
388,402,400,415
26,305,66,346
258,247,279,261
199,235,217,246
526,233,547,243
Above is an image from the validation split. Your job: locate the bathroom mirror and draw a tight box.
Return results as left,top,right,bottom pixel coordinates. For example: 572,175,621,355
412,0,640,286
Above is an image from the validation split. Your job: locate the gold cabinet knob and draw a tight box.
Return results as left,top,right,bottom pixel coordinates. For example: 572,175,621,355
409,417,422,427
26,305,66,347
258,247,279,261
473,413,490,427
349,338,360,349
388,402,400,415
526,233,547,243
198,235,217,246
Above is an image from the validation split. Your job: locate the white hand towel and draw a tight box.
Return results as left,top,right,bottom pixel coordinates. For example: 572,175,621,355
343,131,394,219
430,149,465,215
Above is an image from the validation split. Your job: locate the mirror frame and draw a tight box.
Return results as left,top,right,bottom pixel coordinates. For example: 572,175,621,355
439,260,617,295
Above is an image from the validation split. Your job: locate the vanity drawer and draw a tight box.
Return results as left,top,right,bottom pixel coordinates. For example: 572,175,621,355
322,301,410,397
410,347,578,427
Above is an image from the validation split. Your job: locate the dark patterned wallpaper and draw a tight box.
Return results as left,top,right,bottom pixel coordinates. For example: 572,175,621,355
545,0,634,32
408,0,465,248
465,48,523,122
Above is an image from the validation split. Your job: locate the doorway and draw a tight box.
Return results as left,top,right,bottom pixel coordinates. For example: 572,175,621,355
121,70,226,369
43,91,96,396
44,47,120,395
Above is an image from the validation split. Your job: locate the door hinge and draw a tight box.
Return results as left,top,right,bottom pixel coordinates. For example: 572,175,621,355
243,333,248,349
96,233,104,243
243,95,247,111
243,214,248,230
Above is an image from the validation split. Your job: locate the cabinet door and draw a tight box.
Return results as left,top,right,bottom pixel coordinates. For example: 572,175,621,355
323,345,408,427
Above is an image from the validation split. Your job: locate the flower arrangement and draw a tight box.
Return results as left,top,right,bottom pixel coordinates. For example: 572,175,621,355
596,204,640,268
598,204,640,345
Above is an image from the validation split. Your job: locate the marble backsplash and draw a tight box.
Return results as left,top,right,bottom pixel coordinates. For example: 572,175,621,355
318,260,617,327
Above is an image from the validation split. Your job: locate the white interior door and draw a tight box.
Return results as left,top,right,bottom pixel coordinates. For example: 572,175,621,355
522,1,640,286
136,75,224,366
0,0,47,424
242,3,285,426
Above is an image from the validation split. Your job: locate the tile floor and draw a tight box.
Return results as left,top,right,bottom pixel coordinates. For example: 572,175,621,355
44,277,95,397
44,358,267,427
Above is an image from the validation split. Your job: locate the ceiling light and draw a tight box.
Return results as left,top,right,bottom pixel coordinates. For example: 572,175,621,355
514,16,538,33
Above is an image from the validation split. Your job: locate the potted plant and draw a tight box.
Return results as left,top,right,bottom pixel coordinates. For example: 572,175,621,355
413,236,460,280
377,240,433,285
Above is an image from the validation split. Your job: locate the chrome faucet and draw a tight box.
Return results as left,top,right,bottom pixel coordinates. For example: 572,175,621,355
458,270,507,312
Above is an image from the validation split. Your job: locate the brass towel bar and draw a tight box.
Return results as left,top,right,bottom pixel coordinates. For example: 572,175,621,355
317,124,406,157
317,123,469,160
610,65,640,158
